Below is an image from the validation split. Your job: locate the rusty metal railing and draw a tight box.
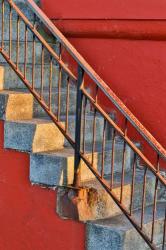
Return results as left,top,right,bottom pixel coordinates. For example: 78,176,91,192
0,0,165,249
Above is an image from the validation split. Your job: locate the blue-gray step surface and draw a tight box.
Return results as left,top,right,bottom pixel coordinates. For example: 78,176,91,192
86,202,165,250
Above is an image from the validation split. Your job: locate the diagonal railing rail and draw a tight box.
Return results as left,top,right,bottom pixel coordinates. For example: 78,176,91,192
0,0,165,249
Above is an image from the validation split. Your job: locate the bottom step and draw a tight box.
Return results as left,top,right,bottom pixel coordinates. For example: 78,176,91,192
86,202,165,250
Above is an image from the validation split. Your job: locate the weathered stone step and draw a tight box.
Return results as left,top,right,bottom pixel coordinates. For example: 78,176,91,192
34,88,77,118
30,139,135,187
0,64,68,90
0,41,59,64
57,169,156,221
0,88,77,120
0,90,33,120
4,118,65,153
0,0,40,22
86,202,165,250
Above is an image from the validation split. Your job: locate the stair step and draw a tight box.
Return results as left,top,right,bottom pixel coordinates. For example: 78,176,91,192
30,139,135,186
0,87,77,119
0,41,59,64
0,64,68,90
0,0,40,21
86,202,165,250
0,90,33,120
4,118,65,153
57,170,156,221
34,88,77,118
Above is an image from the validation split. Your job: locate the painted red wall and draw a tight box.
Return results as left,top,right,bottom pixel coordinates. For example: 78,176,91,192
41,1,166,152
41,0,166,19
0,121,85,250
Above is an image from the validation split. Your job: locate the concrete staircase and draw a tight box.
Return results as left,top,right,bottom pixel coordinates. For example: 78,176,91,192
0,1,165,249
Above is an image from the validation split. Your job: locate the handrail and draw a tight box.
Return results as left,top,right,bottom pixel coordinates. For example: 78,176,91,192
1,1,165,249
26,0,166,160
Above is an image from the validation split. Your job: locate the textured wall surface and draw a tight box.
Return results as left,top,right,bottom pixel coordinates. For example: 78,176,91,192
0,121,85,250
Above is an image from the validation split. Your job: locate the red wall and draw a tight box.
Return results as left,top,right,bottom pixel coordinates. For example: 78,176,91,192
0,121,85,250
41,0,166,19
41,1,166,151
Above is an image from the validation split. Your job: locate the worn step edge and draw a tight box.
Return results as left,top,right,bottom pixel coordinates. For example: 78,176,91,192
56,170,156,221
4,118,65,153
86,202,165,250
0,90,33,120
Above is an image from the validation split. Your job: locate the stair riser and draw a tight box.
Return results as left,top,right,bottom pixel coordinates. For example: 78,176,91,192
0,0,40,21
57,171,156,221
30,144,134,187
65,117,115,146
0,91,33,120
0,64,69,90
0,41,59,64
33,90,77,118
4,120,65,153
86,218,164,250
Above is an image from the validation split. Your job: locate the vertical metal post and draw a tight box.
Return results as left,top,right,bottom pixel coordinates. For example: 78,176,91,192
73,65,84,187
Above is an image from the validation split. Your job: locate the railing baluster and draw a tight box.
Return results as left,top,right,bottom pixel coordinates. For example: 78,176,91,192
82,96,87,153
101,119,106,179
49,55,53,110
130,153,137,215
24,25,28,78
73,65,84,187
65,76,70,132
32,34,36,89
92,85,98,166
141,166,147,229
40,45,44,99
120,118,128,203
151,154,160,243
9,5,12,58
16,15,20,68
57,44,62,121
57,65,62,120
92,108,96,166
0,2,165,249
151,178,158,243
1,0,4,49
110,129,116,189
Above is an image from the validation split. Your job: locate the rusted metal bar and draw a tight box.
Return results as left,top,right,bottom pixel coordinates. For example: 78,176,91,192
151,178,158,243
140,166,147,230
130,153,137,215
57,65,61,121
26,0,166,160
110,129,116,189
24,25,28,78
16,15,20,69
91,108,96,166
79,151,158,250
7,0,77,82
1,0,4,48
32,34,36,89
9,5,12,58
1,2,165,250
73,65,84,187
49,56,53,110
0,47,75,148
82,88,166,187
101,119,106,179
82,96,87,153
40,45,44,98
65,77,70,132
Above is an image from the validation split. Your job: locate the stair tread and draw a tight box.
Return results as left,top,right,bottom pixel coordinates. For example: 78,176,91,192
88,202,165,230
6,118,53,124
